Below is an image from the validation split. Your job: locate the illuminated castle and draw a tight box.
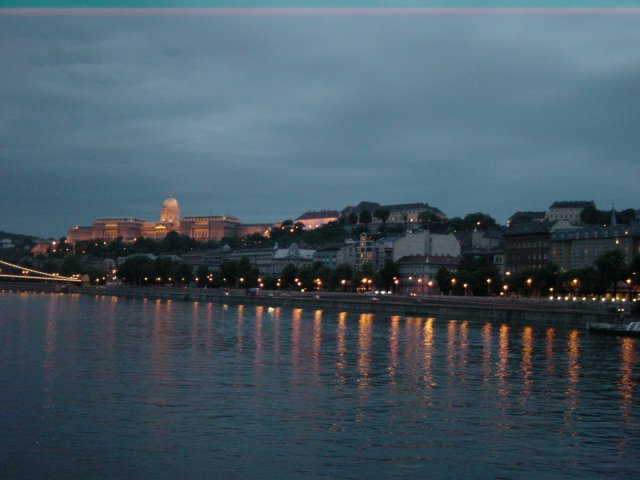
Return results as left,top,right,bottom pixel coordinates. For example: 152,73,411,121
67,195,269,244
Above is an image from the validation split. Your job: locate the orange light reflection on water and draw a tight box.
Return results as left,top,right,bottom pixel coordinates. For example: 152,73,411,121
388,315,400,386
496,324,510,398
404,318,422,384
269,307,282,365
151,299,175,379
564,329,580,418
291,308,302,375
271,306,281,363
254,306,264,377
423,318,435,389
191,302,200,353
336,312,347,385
357,313,372,390
545,327,555,376
236,305,244,353
446,320,457,373
482,323,492,382
205,302,214,353
618,337,636,418
459,320,468,375
521,326,534,403
312,310,322,380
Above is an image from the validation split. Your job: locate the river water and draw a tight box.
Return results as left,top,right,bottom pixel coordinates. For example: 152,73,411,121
0,292,638,479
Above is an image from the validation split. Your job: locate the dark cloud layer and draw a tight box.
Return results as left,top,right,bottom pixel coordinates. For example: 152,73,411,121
1,14,639,237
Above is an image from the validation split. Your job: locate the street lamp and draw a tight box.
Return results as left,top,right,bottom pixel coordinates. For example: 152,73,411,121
571,278,579,297
486,278,492,296
526,278,533,297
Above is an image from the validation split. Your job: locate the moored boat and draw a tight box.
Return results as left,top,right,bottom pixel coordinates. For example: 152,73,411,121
587,320,640,337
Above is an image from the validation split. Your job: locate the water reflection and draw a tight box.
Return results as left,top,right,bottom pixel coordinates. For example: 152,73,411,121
447,320,457,373
312,310,322,380
236,305,244,353
151,299,174,379
459,320,468,375
496,324,510,398
191,301,200,353
3,293,640,480
482,322,492,382
521,326,534,402
96,295,117,360
422,318,435,389
291,308,302,377
445,319,468,382
336,312,347,385
619,337,636,418
271,306,281,363
565,329,581,418
388,315,400,386
405,318,423,386
205,302,214,354
545,327,555,375
357,313,372,389
254,306,264,377
44,295,58,374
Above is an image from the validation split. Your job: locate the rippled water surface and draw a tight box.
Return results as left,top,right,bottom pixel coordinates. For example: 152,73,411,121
1,292,638,479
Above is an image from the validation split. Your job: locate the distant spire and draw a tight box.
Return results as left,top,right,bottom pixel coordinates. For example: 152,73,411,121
610,203,617,227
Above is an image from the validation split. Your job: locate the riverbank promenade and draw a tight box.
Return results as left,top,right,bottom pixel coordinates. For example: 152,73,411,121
1,282,633,325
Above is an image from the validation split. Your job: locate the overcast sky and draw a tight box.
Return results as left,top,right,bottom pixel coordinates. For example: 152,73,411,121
1,11,639,237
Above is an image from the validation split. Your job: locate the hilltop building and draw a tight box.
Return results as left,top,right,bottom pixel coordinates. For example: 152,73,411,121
544,201,594,225
341,201,445,224
507,211,546,227
67,195,271,244
295,210,340,229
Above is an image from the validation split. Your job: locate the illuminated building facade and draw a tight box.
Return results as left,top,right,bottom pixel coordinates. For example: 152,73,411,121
550,224,640,271
92,218,145,242
295,210,340,229
181,216,241,241
67,195,272,244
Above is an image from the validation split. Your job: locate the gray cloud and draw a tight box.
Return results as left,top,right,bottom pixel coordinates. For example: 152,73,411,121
1,14,639,237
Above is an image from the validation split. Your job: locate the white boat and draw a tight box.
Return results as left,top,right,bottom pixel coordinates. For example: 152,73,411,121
587,320,640,337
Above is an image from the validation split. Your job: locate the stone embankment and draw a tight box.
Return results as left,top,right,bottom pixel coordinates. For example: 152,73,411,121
2,282,635,326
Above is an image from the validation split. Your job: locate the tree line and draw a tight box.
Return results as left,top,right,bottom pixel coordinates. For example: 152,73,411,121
435,250,640,298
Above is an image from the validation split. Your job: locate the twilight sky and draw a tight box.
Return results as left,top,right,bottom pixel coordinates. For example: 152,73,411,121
1,11,639,237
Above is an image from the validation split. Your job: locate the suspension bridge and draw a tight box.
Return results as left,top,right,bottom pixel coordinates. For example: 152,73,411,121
0,259,81,283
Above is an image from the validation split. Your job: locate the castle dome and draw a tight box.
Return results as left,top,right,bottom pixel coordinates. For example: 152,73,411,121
162,195,179,209
160,194,180,223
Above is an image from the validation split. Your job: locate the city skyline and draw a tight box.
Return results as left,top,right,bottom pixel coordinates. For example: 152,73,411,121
2,10,639,237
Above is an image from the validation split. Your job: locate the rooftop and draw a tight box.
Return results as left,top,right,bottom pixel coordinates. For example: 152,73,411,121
296,210,340,221
548,201,594,209
396,254,460,266
504,221,555,236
